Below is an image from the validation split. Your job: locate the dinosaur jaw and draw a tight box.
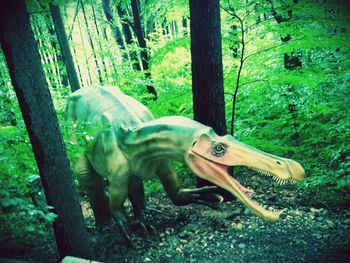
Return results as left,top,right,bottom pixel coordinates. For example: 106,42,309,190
188,151,283,222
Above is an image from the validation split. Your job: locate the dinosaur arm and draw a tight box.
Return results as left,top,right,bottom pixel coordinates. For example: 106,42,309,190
155,160,180,200
156,160,222,207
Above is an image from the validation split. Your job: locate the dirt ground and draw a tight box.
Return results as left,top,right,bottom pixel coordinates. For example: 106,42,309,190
2,174,350,263
95,174,350,263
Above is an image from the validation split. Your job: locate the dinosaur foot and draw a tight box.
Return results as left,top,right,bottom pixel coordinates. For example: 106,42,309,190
174,186,224,210
116,218,157,247
128,218,157,238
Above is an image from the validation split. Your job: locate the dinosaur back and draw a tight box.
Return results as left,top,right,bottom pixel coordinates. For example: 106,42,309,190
66,86,154,128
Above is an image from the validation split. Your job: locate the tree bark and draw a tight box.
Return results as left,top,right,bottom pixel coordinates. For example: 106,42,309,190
189,0,230,198
0,0,93,259
189,0,226,135
130,0,157,99
49,3,81,92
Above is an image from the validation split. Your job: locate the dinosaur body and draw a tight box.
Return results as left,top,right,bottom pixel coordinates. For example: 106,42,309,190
66,86,305,242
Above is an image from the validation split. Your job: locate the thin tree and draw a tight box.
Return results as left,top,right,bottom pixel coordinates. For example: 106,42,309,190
189,0,230,198
31,15,57,88
130,0,157,99
80,0,104,84
49,3,81,92
102,0,128,61
90,1,109,78
117,4,141,70
44,13,69,88
0,0,93,259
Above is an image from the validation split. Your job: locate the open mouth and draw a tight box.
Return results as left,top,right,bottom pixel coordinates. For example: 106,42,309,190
188,151,300,222
232,166,299,210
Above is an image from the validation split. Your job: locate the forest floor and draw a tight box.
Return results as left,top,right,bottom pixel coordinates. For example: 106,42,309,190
3,174,350,263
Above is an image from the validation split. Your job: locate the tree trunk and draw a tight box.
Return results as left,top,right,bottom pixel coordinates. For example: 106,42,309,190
189,0,230,198
0,0,93,259
90,1,108,78
49,3,81,92
77,15,93,85
80,0,104,84
102,0,127,59
117,5,141,70
189,0,226,135
130,0,157,99
44,13,69,88
31,15,58,88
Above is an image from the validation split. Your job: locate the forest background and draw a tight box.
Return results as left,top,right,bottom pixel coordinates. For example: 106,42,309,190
0,0,349,257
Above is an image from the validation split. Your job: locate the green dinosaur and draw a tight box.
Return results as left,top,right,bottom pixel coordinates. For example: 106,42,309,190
66,86,305,242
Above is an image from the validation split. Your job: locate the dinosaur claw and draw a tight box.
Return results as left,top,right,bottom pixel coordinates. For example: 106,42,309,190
117,220,133,246
145,204,161,214
147,224,157,236
129,219,149,239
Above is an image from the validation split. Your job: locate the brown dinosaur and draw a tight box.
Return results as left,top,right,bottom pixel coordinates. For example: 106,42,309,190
66,86,305,243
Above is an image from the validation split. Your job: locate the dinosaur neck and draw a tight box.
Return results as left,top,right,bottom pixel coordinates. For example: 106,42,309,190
118,116,209,171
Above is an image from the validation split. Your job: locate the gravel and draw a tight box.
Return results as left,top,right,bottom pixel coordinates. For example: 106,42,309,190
96,187,350,263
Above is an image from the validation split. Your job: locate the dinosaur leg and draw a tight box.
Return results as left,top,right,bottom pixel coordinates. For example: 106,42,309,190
128,175,146,217
76,155,111,227
128,175,158,238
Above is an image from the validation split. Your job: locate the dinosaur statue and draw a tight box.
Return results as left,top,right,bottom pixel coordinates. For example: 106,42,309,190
66,86,305,243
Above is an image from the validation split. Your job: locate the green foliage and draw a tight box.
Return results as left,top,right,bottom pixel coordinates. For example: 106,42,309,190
219,0,350,205
0,191,57,244
0,113,57,245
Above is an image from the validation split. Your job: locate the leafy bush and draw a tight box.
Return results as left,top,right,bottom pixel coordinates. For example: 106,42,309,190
0,121,57,245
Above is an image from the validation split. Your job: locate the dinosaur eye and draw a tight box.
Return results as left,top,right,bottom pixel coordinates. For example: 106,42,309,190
211,142,227,157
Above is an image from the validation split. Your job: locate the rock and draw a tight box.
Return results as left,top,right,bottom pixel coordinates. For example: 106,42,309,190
182,223,198,232
231,222,243,230
236,223,243,230
175,247,183,253
180,239,188,244
315,233,322,239
61,257,102,263
238,243,246,249
232,208,242,215
178,231,187,238
310,207,319,213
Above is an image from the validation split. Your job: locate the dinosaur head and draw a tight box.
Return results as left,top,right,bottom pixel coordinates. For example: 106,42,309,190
186,132,305,222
